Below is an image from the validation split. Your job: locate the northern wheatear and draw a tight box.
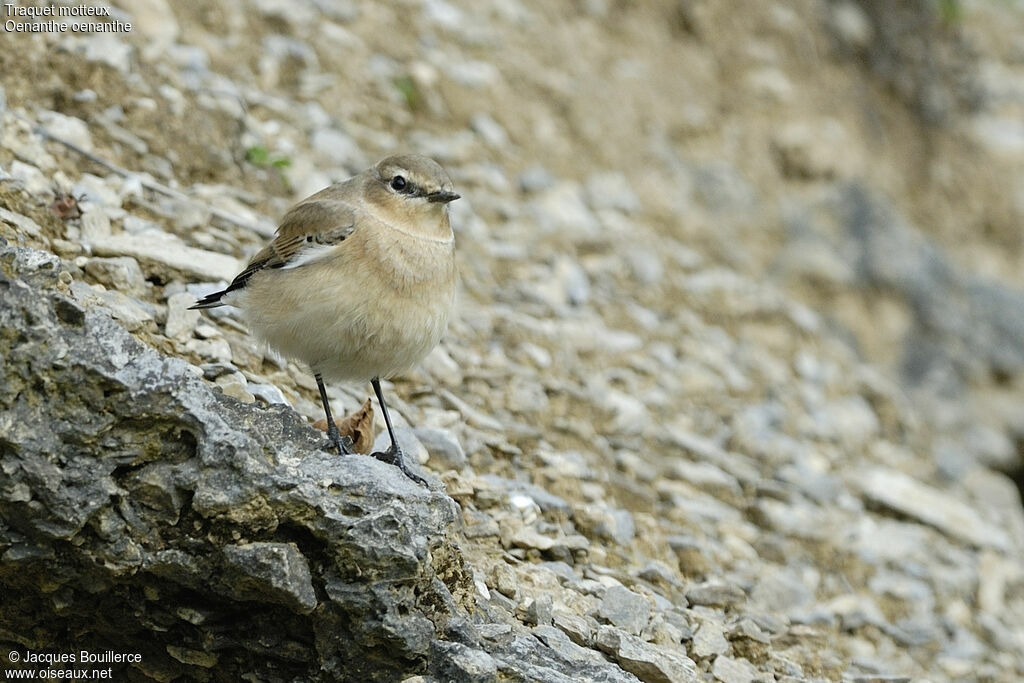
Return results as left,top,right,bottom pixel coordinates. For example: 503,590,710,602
192,154,459,484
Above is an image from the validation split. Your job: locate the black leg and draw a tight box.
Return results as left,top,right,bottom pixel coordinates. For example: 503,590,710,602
315,372,353,455
370,377,426,485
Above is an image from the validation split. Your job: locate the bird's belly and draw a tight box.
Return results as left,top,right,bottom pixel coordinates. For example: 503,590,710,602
241,262,454,383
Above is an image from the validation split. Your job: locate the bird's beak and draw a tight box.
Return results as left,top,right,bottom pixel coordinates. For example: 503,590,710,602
427,190,461,203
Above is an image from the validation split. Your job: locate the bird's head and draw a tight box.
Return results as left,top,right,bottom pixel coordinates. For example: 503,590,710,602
366,154,459,240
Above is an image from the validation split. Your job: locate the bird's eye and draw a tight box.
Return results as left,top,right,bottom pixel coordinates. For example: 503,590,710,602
390,175,407,191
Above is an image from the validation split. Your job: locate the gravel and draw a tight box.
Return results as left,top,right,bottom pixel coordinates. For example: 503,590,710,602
2,1,1024,681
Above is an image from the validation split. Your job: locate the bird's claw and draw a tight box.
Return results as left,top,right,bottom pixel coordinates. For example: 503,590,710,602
325,433,354,456
371,446,428,486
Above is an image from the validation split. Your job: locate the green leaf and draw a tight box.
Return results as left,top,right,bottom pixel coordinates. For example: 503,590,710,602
393,75,421,110
245,145,270,165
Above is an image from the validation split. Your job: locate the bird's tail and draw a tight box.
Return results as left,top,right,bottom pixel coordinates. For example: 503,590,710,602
189,289,228,310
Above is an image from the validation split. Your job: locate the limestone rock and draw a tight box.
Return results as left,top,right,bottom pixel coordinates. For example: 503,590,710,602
89,233,240,282
0,244,469,682
598,585,651,636
595,626,700,683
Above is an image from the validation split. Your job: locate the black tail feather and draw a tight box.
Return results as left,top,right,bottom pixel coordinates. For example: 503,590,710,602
189,289,228,310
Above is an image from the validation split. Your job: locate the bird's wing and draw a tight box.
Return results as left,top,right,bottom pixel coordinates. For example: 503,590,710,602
273,199,358,270
190,197,357,309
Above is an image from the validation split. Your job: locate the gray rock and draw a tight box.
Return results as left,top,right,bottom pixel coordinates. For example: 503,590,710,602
635,561,684,592
749,567,814,614
553,611,594,646
490,562,517,598
745,67,794,102
430,641,498,683
58,34,134,73
670,460,743,503
555,257,590,307
813,395,880,449
482,475,572,514
598,585,651,635
8,160,50,196
575,504,636,546
463,508,500,539
0,244,468,681
595,626,700,683
89,233,240,282
165,291,200,341
585,172,640,214
441,389,506,431
84,257,148,297
447,59,500,89
259,35,318,88
727,617,772,645
222,542,317,613
972,114,1024,157
476,623,513,640
509,527,589,558
310,127,363,167
528,182,600,238
214,371,255,403
415,427,467,470
248,383,291,406
605,509,637,545
535,625,613,666
126,0,180,55
771,118,858,180
859,466,1010,550
524,594,554,627
493,632,642,683
91,288,156,331
38,110,93,151
71,173,121,208
184,336,234,364
0,207,43,238
470,113,510,148
0,245,60,283
624,245,665,285
691,619,730,659
519,166,556,193
372,426,430,468
540,561,578,583
669,536,712,576
79,208,112,240
836,185,1024,398
121,214,162,234
828,1,872,50
711,655,761,683
488,589,517,613
686,581,746,608
691,161,757,212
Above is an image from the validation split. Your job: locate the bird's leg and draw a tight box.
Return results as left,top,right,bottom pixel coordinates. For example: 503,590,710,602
370,377,427,485
315,372,353,455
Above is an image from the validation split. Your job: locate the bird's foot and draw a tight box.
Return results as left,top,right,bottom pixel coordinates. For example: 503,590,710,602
324,423,355,455
371,445,427,486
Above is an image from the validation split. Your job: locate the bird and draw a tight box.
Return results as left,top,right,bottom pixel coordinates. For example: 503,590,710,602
191,154,459,485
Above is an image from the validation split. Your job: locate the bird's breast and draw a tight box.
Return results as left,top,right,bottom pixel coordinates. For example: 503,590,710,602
240,226,455,381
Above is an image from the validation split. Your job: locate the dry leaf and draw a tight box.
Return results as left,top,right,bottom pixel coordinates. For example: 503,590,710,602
312,399,375,453
51,193,83,220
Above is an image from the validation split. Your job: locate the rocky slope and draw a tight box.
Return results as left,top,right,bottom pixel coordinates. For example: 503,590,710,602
2,0,1024,681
